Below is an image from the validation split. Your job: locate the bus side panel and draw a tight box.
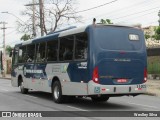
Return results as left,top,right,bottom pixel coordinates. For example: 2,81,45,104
45,62,89,95
61,82,88,95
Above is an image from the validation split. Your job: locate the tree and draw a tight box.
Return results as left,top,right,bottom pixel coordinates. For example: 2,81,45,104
17,0,81,38
5,45,12,54
20,34,31,41
145,33,150,40
154,26,160,41
100,19,113,24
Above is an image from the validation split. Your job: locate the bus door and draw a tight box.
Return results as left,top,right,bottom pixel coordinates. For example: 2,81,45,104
23,63,35,89
33,63,47,91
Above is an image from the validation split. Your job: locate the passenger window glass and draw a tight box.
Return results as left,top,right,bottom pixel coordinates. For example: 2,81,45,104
75,33,88,60
36,42,46,63
18,46,26,63
47,40,58,61
26,44,35,63
59,36,74,61
13,47,19,64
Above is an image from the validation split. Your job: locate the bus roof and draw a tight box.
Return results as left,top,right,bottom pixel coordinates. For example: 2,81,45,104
15,24,140,47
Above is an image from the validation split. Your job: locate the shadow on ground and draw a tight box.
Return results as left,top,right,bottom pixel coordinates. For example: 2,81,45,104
19,91,134,110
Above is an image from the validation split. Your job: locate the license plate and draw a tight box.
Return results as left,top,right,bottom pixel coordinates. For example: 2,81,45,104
117,79,128,83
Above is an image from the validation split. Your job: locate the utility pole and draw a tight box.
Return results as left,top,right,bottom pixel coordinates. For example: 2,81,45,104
158,10,160,26
0,22,7,77
25,0,44,36
32,0,36,37
39,0,44,36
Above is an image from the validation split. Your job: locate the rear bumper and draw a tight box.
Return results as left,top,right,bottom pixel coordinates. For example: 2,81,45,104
88,81,146,95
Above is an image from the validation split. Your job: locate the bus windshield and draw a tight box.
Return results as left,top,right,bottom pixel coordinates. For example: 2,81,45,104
94,26,143,51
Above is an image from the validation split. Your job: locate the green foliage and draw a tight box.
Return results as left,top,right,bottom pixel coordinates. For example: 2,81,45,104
145,34,150,40
100,19,113,24
5,45,12,54
20,34,31,41
152,26,160,41
155,26,160,34
148,56,160,74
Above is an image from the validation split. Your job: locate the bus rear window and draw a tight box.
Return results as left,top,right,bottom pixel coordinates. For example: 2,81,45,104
95,27,143,51
129,34,139,41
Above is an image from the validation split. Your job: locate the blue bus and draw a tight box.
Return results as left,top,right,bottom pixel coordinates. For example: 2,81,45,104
11,24,147,103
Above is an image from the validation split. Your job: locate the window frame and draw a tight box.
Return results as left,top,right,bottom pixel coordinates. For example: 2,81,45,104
18,45,27,64
16,32,88,64
74,32,88,61
35,42,47,63
13,47,19,65
59,35,75,62
26,44,36,63
46,39,58,62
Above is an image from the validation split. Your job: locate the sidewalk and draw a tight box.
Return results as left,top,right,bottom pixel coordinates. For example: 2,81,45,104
0,74,11,80
146,79,160,97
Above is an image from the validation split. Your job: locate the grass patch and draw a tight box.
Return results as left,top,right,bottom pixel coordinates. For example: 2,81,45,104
147,56,160,74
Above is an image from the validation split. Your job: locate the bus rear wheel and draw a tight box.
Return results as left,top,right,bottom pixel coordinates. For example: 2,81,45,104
52,81,65,103
91,95,109,102
20,80,28,94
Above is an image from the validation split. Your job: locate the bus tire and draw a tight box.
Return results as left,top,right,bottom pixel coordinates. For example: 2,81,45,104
52,81,65,103
91,95,109,102
20,80,28,94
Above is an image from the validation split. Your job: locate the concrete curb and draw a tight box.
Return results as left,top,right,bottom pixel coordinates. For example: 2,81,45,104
145,92,157,96
148,74,160,80
0,77,11,80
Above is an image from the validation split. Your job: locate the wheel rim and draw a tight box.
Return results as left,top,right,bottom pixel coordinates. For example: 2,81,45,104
54,86,59,100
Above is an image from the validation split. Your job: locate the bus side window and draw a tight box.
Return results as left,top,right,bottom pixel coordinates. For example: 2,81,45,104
46,40,58,61
36,42,46,63
59,36,74,61
26,44,35,63
18,46,27,63
75,33,88,60
13,48,19,65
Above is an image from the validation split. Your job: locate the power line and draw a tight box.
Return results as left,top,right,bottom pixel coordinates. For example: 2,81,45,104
143,21,159,26
102,0,158,19
70,0,158,26
0,40,21,47
118,9,159,23
1,0,159,47
0,29,17,39
60,5,160,29
69,0,118,14
0,29,20,46
84,0,156,22
111,6,160,21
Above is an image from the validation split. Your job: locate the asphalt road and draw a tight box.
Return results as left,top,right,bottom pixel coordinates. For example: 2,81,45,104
0,79,160,120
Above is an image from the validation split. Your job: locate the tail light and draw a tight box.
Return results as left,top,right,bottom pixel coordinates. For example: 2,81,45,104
92,66,99,84
143,68,147,83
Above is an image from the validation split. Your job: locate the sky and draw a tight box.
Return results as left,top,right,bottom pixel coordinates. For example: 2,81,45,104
0,0,160,48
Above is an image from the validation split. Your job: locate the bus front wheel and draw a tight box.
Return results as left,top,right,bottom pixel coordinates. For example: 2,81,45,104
52,81,65,103
91,95,109,102
20,80,28,94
